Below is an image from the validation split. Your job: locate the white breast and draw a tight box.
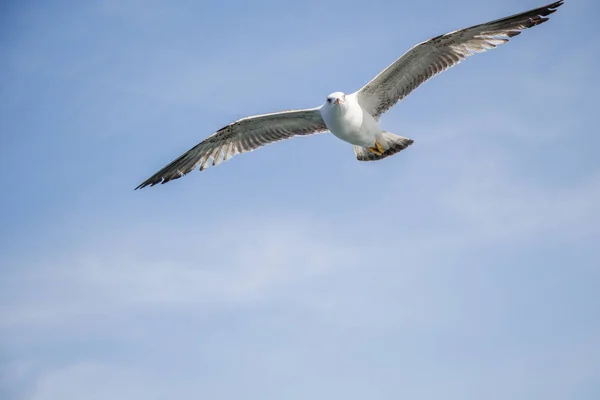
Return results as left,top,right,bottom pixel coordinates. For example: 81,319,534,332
320,94,379,147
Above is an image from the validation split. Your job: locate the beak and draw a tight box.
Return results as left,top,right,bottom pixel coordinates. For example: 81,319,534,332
334,98,344,105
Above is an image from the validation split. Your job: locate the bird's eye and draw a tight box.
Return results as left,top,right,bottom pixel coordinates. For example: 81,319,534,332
327,98,332,103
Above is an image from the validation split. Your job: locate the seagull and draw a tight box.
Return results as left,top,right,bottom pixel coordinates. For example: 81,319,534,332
136,1,564,189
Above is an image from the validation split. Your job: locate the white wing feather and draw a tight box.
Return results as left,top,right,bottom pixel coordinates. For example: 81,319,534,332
136,108,326,189
356,1,564,117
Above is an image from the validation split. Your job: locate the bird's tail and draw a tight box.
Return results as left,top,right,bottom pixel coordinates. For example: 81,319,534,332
353,131,414,161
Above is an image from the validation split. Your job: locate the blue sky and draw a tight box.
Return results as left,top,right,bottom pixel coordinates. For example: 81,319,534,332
1,0,599,398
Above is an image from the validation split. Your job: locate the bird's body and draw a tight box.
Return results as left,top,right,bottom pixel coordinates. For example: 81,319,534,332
320,92,377,148
319,92,412,159
136,1,564,189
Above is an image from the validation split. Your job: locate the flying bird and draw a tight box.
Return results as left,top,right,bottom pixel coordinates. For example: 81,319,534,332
136,1,564,189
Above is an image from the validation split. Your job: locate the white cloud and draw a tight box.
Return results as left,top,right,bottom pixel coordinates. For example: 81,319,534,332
30,363,162,400
0,216,356,328
441,168,600,242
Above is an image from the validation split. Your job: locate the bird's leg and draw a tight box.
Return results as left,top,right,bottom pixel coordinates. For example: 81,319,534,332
367,140,385,156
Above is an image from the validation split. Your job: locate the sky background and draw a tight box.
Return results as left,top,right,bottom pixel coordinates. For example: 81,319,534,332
1,0,599,399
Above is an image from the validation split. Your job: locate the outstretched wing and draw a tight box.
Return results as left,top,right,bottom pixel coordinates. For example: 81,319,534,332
136,108,326,189
356,1,564,118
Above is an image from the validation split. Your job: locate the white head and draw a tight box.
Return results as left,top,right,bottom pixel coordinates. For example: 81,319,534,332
325,92,346,107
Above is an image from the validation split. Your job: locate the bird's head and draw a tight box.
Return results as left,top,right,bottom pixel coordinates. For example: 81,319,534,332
326,92,346,107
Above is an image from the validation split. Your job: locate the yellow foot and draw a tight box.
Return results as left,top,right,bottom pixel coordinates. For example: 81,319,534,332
367,141,385,156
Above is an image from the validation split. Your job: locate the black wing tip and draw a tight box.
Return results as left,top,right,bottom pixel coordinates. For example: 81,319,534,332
536,1,565,18
489,1,564,35
519,0,565,26
523,4,560,27
135,166,195,190
134,175,181,190
134,180,157,190
427,1,564,43
134,177,175,190
540,1,564,13
134,170,170,190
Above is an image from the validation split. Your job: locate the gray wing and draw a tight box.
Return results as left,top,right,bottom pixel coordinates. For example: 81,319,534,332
356,1,564,118
136,108,326,189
